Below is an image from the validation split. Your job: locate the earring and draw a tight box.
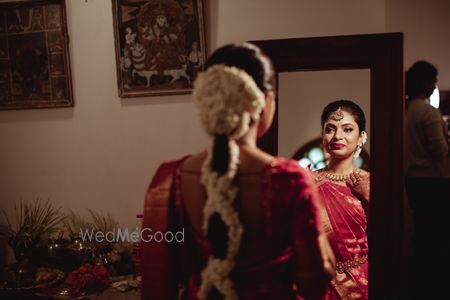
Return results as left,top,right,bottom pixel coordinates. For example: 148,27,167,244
353,144,362,160
353,131,367,160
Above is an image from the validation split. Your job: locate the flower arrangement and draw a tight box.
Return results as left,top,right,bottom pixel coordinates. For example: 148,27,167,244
64,263,111,297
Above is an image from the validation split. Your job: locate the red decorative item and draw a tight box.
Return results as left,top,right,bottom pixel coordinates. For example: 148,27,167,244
64,264,111,295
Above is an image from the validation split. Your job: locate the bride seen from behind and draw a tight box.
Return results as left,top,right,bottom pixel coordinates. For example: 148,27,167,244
141,43,336,300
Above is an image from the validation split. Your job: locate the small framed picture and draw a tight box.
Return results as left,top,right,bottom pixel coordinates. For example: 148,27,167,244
112,0,206,97
0,0,73,110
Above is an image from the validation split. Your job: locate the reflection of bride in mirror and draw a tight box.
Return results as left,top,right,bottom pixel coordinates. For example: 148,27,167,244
313,100,370,299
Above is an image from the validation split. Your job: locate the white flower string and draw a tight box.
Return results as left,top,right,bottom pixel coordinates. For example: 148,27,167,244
193,65,266,139
353,131,368,160
193,65,266,300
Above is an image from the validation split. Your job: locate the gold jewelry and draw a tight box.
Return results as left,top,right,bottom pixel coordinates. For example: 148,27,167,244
330,107,344,121
324,172,350,182
324,169,361,182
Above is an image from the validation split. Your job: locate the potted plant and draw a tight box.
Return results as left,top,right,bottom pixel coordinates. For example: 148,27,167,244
0,198,64,264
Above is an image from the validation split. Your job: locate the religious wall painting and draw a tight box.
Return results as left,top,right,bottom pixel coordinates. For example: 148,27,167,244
9,32,51,101
51,76,67,100
47,30,64,53
112,0,206,97
45,4,62,30
49,53,65,76
0,0,73,109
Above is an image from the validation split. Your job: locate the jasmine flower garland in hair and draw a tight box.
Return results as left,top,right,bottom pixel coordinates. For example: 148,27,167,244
353,131,368,160
193,65,266,139
361,131,368,145
193,65,266,300
198,142,243,300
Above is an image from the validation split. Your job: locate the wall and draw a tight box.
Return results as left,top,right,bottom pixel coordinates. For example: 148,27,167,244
386,0,450,89
0,0,385,264
214,0,385,44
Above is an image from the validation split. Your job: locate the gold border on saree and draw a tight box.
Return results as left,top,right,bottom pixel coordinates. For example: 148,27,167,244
335,255,368,273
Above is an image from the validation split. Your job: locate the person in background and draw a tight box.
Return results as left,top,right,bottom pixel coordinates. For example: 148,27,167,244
313,100,370,300
405,60,449,178
140,43,335,300
404,60,450,299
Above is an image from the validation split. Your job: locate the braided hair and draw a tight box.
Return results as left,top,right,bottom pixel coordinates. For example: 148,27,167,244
192,43,275,300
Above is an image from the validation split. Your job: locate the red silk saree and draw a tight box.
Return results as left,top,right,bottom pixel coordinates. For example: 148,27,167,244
141,158,334,300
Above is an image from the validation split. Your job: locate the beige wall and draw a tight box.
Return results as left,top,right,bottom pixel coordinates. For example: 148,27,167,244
0,0,385,263
386,0,450,89
214,0,385,44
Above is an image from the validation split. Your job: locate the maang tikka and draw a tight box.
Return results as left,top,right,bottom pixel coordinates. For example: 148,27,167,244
330,107,344,121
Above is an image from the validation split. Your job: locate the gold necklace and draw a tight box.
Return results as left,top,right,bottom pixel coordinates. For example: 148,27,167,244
324,169,360,182
324,172,350,182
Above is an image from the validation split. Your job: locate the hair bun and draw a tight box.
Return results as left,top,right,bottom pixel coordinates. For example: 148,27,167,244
193,64,265,139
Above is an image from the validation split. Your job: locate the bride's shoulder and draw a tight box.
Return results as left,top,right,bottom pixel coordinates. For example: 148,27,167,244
179,151,207,172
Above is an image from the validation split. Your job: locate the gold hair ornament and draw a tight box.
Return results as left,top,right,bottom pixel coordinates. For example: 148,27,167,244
330,107,344,121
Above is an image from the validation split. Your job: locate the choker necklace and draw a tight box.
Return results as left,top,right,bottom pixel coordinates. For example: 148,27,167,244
324,169,360,182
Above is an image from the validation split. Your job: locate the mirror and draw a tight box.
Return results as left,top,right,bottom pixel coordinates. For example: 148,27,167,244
252,33,404,299
278,69,371,169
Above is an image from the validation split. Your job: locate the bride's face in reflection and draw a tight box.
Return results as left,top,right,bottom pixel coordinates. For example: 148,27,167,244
322,110,361,160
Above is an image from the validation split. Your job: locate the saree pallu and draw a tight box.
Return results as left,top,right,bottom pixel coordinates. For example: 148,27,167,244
141,159,182,300
317,181,369,300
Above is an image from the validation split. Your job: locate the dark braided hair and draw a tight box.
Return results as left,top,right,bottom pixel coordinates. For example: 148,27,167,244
201,43,275,299
206,42,275,174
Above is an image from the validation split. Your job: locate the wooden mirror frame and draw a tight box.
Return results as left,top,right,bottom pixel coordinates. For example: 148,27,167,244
252,33,404,299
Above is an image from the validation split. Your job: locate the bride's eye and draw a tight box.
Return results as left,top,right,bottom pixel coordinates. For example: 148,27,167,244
324,126,334,133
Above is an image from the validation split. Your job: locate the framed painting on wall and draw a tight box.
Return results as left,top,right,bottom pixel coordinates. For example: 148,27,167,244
0,0,73,110
112,0,206,97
